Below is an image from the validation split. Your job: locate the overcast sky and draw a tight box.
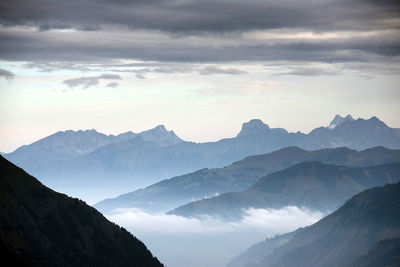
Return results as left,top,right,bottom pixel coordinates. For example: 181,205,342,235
0,0,399,152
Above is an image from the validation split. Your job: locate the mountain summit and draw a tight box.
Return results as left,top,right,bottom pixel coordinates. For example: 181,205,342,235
237,119,270,137
138,125,184,147
328,114,355,129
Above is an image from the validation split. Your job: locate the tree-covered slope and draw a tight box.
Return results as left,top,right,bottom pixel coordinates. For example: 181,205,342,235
0,156,163,267
228,182,400,267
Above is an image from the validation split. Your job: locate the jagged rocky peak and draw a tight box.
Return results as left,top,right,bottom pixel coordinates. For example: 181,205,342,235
237,119,270,137
154,125,167,131
138,124,184,146
328,114,355,129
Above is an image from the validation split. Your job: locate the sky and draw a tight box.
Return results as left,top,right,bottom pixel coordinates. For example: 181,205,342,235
0,0,399,152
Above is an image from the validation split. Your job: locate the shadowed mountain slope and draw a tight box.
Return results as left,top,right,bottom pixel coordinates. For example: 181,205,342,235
0,156,163,267
228,182,400,267
169,161,400,219
95,146,400,214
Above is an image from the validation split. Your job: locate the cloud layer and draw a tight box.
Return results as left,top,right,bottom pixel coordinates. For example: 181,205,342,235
107,206,324,234
0,0,398,74
0,0,399,33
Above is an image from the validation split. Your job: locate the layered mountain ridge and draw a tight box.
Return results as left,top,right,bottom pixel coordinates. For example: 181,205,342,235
94,146,400,214
169,161,400,219
4,115,400,203
227,182,400,267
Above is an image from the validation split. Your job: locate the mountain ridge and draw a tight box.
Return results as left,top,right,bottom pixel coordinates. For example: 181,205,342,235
5,115,400,203
227,182,400,267
168,161,400,219
94,146,400,214
0,155,163,267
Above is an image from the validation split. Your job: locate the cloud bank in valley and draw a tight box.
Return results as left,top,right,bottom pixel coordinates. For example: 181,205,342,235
107,206,324,235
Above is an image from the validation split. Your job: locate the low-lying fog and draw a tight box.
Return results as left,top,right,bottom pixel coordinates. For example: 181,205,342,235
107,206,324,267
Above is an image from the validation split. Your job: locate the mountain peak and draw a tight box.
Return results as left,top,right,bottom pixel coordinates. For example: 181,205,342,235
237,119,270,137
138,125,183,147
328,114,354,129
154,125,167,131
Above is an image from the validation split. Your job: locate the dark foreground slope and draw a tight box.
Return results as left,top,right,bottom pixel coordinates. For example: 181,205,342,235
95,146,400,214
228,182,400,267
0,156,163,267
170,161,400,219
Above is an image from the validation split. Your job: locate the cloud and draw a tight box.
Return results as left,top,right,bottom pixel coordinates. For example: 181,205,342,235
106,82,119,88
0,1,398,75
0,68,15,80
106,206,324,234
276,67,340,76
198,66,246,75
0,0,398,33
1,27,399,67
62,74,122,89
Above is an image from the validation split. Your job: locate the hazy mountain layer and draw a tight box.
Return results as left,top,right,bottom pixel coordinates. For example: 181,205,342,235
0,156,163,267
5,115,400,203
169,162,400,219
226,230,299,267
228,182,400,267
94,146,400,214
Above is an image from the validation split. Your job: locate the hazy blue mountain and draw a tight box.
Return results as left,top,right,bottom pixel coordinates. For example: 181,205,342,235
228,182,400,267
0,155,163,267
138,125,183,146
94,146,400,214
302,116,400,151
169,162,400,219
5,115,400,203
226,230,299,267
328,114,355,129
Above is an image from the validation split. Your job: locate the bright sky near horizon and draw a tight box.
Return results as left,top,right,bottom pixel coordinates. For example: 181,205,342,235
0,0,399,153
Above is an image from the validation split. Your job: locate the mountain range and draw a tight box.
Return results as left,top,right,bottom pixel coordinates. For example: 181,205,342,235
169,161,400,219
0,155,163,267
227,182,400,267
4,115,400,203
94,146,400,214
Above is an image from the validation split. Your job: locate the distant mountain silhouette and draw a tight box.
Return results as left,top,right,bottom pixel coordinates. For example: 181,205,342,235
328,114,354,129
0,156,163,267
94,146,400,214
227,182,400,267
169,162,400,219
4,115,400,202
227,230,299,267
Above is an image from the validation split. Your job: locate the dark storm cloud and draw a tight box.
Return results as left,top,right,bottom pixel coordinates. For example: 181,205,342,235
62,74,122,89
0,68,15,80
0,0,398,70
0,0,399,33
1,29,399,64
